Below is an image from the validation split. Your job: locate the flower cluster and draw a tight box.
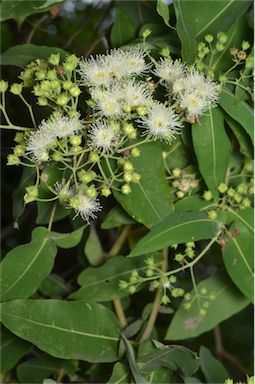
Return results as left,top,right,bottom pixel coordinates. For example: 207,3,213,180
2,47,220,222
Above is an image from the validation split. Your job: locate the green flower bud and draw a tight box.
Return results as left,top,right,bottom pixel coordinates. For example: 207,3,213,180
142,28,152,39
89,152,100,162
245,56,254,69
186,241,195,248
52,151,63,161
0,80,8,92
14,132,24,144
123,123,135,135
7,154,20,165
78,170,96,183
146,269,154,277
152,280,160,288
160,47,170,57
199,308,207,317
48,53,60,66
216,42,225,51
227,187,235,197
224,379,233,384
248,185,254,195
69,86,81,97
128,285,136,294
203,301,210,309
35,70,46,81
196,61,205,71
186,249,195,258
86,186,97,198
241,197,251,208
208,210,217,220
121,184,131,194
175,253,184,262
217,32,227,43
119,280,128,289
205,34,213,43
101,186,111,197
161,295,170,305
200,287,207,295
40,80,51,92
109,121,120,132
131,147,140,157
69,135,82,146
122,104,131,113
176,191,185,199
56,93,69,106
242,40,250,50
172,168,181,177
218,74,227,82
207,69,214,78
136,106,147,116
123,161,133,172
184,302,191,310
65,54,79,69
131,172,141,183
124,172,133,183
63,80,73,90
47,69,57,80
237,183,247,194
71,145,82,154
233,193,242,203
69,196,79,209
10,83,23,95
203,190,213,201
209,292,217,300
14,144,25,156
24,185,38,204
38,97,48,106
169,275,176,283
172,288,185,297
184,293,191,301
63,62,74,72
218,182,228,193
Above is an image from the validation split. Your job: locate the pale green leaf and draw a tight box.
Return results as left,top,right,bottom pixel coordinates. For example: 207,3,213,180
199,346,229,383
85,226,104,266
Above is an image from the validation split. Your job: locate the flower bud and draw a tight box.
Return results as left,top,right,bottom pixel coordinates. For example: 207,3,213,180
175,253,184,262
69,135,82,146
14,145,25,156
242,41,250,50
10,83,23,95
176,191,185,199
7,154,20,165
160,47,170,57
169,275,176,283
101,186,111,197
172,288,184,297
245,56,254,69
128,285,136,294
124,172,133,183
172,168,181,177
217,32,227,43
199,309,207,317
200,287,207,295
184,303,191,310
237,50,247,60
63,62,74,72
131,148,140,157
48,53,60,66
38,97,48,106
205,34,213,43
216,42,225,52
121,184,131,194
203,190,213,201
218,182,228,193
131,172,141,183
142,29,152,39
208,210,217,220
69,86,81,97
89,152,100,162
65,54,79,69
52,152,63,161
218,74,227,82
146,269,154,277
0,80,8,92
161,295,170,305
14,132,24,144
69,196,79,209
233,193,242,203
241,197,251,208
63,80,73,90
56,93,69,106
237,183,247,194
35,71,46,81
123,161,133,172
24,185,38,204
85,186,97,198
119,280,128,289
136,106,147,116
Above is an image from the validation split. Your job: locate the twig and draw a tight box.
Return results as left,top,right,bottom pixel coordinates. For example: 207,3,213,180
48,202,57,231
26,14,48,44
140,248,168,342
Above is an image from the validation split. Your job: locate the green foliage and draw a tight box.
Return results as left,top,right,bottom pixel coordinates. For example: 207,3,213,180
199,346,229,383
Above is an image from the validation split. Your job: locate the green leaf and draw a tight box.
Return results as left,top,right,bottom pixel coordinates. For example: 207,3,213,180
0,44,68,68
1,300,120,363
174,0,197,63
175,195,212,212
101,205,135,229
85,226,104,266
219,89,254,144
0,227,57,302
39,273,70,297
223,209,254,302
114,142,174,228
156,0,171,27
0,1,46,22
1,327,32,374
225,116,253,158
199,346,229,383
107,362,130,384
130,211,220,257
111,9,136,47
16,354,76,383
165,272,249,340
121,334,148,384
12,167,36,225
36,202,70,225
137,344,200,376
50,226,85,249
71,254,162,302
36,0,65,9
192,107,231,199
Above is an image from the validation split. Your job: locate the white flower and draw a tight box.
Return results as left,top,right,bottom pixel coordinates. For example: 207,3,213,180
121,81,152,107
26,128,54,161
40,114,84,138
154,59,185,84
179,91,207,117
107,48,150,78
78,55,111,87
91,87,123,117
74,193,102,222
139,103,182,143
88,121,120,151
172,77,188,95
185,69,219,106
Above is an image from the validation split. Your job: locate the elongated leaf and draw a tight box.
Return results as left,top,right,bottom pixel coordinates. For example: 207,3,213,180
85,226,104,266
137,344,199,376
223,209,254,302
39,274,70,297
107,362,130,384
121,335,148,384
175,195,212,212
165,272,249,340
101,205,135,229
1,45,68,68
192,107,231,198
219,89,254,144
50,226,85,249
111,8,136,47
130,211,219,257
174,0,197,63
157,0,171,27
225,116,253,158
1,327,32,373
1,300,120,363
114,142,174,228
199,346,228,383
0,227,57,302
0,1,46,22
17,355,76,384
72,254,162,302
